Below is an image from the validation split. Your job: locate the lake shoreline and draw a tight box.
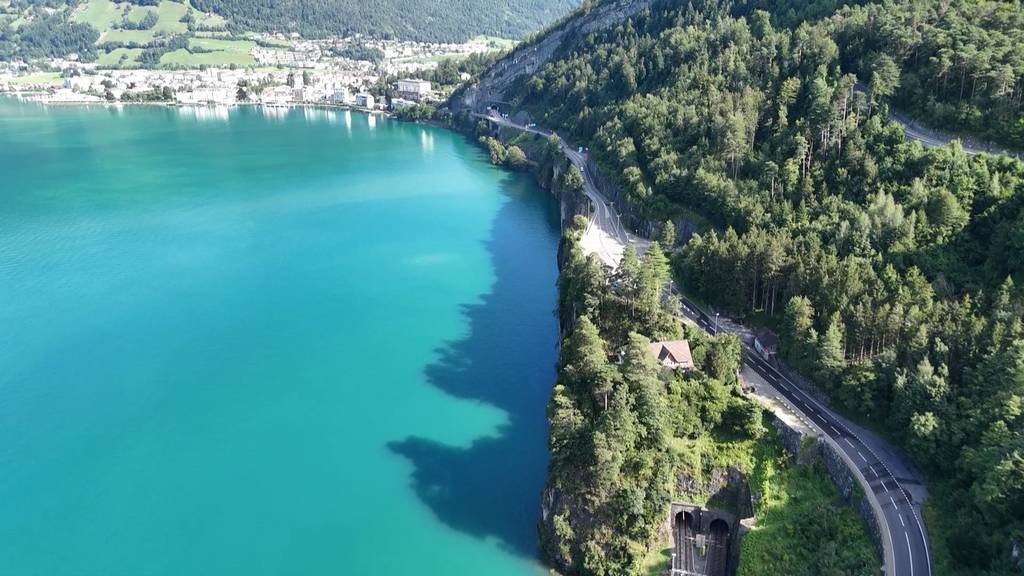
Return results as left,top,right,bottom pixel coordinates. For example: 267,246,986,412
0,98,559,575
0,94,394,116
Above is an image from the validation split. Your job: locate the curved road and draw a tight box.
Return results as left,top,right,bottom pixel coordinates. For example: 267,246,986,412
474,108,932,576
893,110,1022,158
853,83,1022,158
471,111,642,267
680,297,932,576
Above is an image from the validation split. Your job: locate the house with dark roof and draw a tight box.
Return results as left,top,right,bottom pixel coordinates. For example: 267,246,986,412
754,328,780,360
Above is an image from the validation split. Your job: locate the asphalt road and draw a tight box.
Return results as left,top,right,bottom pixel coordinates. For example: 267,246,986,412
474,108,933,576
679,296,932,576
852,83,1021,158
894,112,1022,158
471,111,636,267
564,144,633,263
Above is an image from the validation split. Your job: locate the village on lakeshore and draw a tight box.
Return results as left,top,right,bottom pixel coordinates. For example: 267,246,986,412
0,33,502,110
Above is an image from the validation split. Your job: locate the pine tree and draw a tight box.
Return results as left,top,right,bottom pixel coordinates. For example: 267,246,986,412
818,314,846,379
619,333,668,447
658,220,676,249
562,316,614,411
782,293,815,368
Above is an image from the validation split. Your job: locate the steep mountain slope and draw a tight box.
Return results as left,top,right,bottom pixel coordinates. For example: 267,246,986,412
459,0,1024,574
453,0,656,111
187,0,581,42
0,0,582,62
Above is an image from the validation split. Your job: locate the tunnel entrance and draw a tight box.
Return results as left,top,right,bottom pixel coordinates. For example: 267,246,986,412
674,512,696,573
706,519,730,576
670,504,735,576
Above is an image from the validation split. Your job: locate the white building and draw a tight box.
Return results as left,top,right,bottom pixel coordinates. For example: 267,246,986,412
390,97,416,110
396,78,431,101
329,88,351,104
354,93,375,108
176,88,236,105
300,86,328,102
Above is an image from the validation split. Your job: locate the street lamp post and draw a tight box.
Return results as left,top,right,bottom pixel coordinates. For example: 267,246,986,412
714,312,720,336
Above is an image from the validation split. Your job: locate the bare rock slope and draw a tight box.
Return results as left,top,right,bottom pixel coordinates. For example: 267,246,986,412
453,0,655,113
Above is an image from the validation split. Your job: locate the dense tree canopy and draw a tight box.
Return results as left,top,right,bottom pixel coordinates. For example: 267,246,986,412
189,0,581,42
546,219,760,575
0,11,97,60
827,0,1024,148
504,0,1024,572
735,0,1024,147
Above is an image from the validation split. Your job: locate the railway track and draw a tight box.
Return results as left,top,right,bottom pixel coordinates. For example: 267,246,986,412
674,513,696,573
705,521,729,576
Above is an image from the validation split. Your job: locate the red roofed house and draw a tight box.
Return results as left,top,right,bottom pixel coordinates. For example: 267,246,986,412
649,340,694,371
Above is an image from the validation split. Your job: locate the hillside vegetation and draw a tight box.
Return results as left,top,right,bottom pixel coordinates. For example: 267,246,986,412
0,0,239,64
0,0,581,62
543,213,876,576
487,0,1024,574
190,0,581,43
825,0,1024,148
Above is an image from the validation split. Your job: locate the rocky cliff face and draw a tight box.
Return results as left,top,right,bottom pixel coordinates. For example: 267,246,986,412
539,479,592,573
452,0,656,114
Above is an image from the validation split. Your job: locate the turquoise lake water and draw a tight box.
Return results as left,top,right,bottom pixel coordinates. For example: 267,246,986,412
0,99,559,575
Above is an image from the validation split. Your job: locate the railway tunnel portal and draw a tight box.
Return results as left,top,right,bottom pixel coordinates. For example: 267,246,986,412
670,503,738,576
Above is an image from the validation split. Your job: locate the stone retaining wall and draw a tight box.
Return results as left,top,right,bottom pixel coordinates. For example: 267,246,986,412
770,415,885,563
583,156,652,236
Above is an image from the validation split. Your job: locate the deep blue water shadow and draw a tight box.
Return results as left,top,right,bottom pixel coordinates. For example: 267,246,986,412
388,173,561,558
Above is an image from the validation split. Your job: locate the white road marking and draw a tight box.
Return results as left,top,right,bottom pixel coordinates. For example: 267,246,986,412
885,516,896,576
916,508,933,576
673,278,933,576
858,451,868,463
906,531,915,576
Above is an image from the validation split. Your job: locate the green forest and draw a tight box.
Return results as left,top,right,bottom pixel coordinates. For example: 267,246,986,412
542,211,877,576
495,0,1024,574
0,0,579,62
824,0,1024,148
0,3,98,61
188,0,580,42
